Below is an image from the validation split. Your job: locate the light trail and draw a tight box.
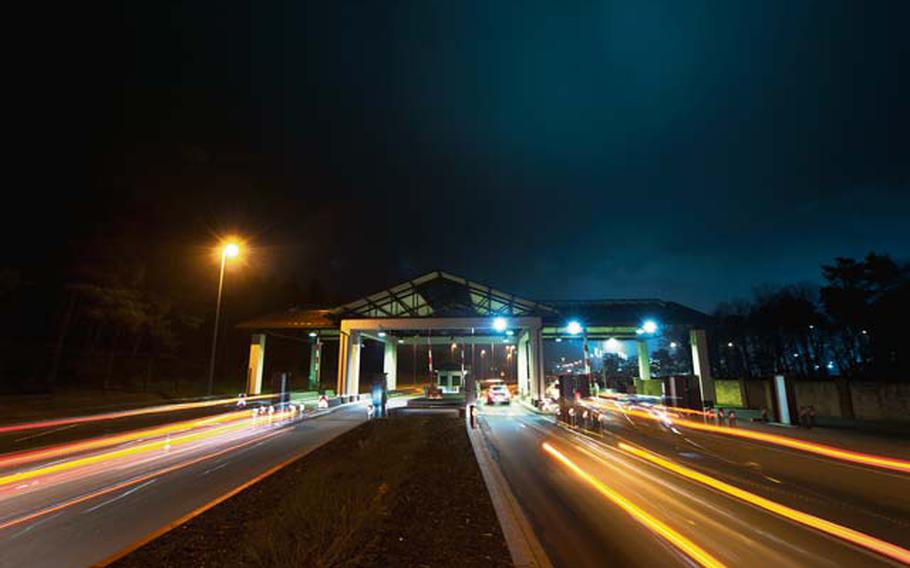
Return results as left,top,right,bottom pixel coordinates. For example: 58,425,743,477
589,400,910,473
0,394,278,435
618,442,910,565
0,410,253,469
0,428,287,531
541,442,727,568
0,409,296,489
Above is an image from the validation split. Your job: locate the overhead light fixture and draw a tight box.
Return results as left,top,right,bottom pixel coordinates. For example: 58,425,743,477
492,317,508,333
378,331,387,338
565,320,583,335
641,320,658,334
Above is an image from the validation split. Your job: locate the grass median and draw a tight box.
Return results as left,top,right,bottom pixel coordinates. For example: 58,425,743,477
114,414,511,567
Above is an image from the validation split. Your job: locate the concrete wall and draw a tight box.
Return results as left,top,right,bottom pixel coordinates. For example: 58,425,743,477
715,380,744,407
793,381,843,418
850,382,910,422
634,379,664,397
755,380,910,423
743,380,772,411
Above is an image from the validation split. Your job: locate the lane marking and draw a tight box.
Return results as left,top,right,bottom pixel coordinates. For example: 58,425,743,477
93,450,310,566
83,479,158,513
13,424,81,443
0,429,285,531
590,404,910,474
541,442,726,568
618,442,910,566
0,394,279,435
91,402,366,566
8,512,64,540
201,461,230,476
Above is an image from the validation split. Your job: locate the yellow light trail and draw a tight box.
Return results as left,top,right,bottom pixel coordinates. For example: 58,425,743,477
0,428,286,531
0,410,252,469
591,401,910,474
0,394,278,434
541,442,727,568
0,409,294,489
618,442,910,565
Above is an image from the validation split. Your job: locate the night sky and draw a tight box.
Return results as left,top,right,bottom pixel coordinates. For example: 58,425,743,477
13,1,909,311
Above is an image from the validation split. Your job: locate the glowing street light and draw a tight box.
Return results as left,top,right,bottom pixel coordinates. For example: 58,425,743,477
565,320,583,335
492,317,508,333
208,240,242,396
641,320,658,334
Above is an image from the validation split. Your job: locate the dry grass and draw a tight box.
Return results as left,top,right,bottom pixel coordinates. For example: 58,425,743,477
116,415,510,568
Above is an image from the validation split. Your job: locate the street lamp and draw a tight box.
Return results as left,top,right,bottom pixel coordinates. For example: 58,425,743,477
207,241,240,396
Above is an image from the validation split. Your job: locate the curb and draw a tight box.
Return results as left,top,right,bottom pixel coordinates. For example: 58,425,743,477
468,422,553,568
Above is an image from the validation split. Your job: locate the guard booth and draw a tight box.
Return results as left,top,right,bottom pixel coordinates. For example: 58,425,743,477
435,363,468,394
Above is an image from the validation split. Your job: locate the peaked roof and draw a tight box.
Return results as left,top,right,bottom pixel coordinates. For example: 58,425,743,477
237,270,711,331
330,270,558,319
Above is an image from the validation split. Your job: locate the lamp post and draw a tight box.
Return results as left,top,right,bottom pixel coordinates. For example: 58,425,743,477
207,242,239,396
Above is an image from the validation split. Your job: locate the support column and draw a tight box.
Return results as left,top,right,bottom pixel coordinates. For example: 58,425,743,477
517,332,530,397
383,340,397,391
308,339,322,391
246,334,266,395
345,331,361,397
336,330,352,396
528,326,545,401
690,328,716,405
637,339,652,381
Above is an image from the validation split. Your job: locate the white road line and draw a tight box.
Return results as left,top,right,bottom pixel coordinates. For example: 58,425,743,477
8,511,64,539
14,424,81,443
83,479,158,513
201,461,230,476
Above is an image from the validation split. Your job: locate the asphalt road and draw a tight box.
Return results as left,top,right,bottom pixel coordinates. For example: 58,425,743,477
0,403,371,568
478,402,910,568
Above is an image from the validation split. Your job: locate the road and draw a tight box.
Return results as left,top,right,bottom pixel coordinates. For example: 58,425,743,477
0,402,371,568
479,402,910,568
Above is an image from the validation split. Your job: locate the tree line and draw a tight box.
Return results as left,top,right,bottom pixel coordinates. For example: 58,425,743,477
711,253,909,381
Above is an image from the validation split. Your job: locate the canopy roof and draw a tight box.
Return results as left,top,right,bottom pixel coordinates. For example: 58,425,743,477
237,270,710,331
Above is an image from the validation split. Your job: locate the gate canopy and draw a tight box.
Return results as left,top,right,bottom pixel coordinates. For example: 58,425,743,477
238,270,710,340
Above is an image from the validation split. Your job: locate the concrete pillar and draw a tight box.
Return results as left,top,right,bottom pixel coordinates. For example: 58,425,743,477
528,326,545,401
690,328,716,405
246,334,266,395
336,330,361,397
308,340,322,391
383,340,397,391
517,332,530,397
637,339,652,381
345,331,361,397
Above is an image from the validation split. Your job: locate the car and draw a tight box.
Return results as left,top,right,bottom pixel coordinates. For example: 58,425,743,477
486,384,511,405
